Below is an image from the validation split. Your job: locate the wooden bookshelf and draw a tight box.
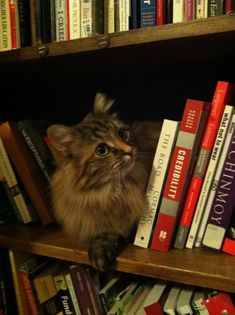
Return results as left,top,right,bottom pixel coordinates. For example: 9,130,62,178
0,13,235,299
0,222,234,293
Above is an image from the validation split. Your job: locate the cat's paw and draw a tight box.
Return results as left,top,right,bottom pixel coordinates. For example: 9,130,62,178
88,233,124,271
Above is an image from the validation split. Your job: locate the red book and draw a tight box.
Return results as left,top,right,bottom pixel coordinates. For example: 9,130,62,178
156,0,166,25
150,99,211,252
225,0,235,14
222,209,235,255
184,81,235,249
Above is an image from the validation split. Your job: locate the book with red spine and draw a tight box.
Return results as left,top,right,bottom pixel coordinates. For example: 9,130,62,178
185,81,235,249
222,208,235,255
202,128,235,252
150,99,211,252
156,0,166,25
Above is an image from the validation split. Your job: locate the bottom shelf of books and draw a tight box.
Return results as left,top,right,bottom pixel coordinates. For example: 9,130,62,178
0,222,234,295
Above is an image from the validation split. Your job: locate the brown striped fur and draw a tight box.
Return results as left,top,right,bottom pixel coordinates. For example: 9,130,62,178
47,93,161,270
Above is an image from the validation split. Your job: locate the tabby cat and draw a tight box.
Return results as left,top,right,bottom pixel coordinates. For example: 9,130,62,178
47,93,160,271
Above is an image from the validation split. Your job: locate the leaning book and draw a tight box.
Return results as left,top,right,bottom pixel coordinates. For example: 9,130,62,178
134,119,180,248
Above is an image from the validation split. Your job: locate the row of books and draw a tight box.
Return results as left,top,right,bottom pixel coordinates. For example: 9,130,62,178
1,247,234,315
0,119,55,226
1,0,234,52
134,80,235,256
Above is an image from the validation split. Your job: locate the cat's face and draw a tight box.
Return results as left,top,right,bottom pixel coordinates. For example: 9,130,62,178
47,93,139,188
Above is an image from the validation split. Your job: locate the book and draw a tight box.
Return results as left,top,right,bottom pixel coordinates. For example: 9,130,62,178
202,126,235,252
8,249,30,315
16,119,55,183
0,248,18,315
181,81,235,249
176,285,194,315
173,0,184,22
32,260,65,315
98,275,133,313
222,205,235,255
0,135,38,224
151,99,211,252
134,119,180,248
53,264,78,315
163,284,181,315
191,290,209,315
0,0,12,51
135,279,168,315
81,0,92,38
0,121,54,225
140,0,156,28
69,263,96,315
225,0,235,14
195,109,235,248
19,254,51,315
124,283,152,315
64,271,82,315
107,281,139,315
176,104,235,249
0,180,15,224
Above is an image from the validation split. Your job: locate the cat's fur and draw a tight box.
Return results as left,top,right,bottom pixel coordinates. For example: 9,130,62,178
47,93,161,270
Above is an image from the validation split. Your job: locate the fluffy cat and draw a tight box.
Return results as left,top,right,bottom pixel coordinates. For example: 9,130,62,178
47,93,161,271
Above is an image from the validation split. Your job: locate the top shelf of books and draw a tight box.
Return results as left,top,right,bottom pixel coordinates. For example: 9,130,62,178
0,15,235,64
0,222,234,293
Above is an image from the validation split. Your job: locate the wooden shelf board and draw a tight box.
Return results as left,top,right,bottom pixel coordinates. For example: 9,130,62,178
0,222,234,292
0,15,234,64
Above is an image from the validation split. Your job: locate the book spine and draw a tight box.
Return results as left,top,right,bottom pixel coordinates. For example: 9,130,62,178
81,0,92,37
0,137,33,223
183,81,234,249
53,273,77,315
151,99,211,252
64,272,82,315
19,272,41,315
0,0,12,51
134,120,180,248
222,206,235,255
175,105,234,249
118,0,129,31
195,109,235,248
196,0,206,19
156,0,166,25
173,0,184,23
69,264,95,315
69,0,81,39
18,0,32,47
140,0,156,27
55,0,68,41
185,0,195,20
208,0,224,16
202,129,235,251
225,0,235,14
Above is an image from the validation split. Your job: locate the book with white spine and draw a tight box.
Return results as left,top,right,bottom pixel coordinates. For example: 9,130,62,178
195,109,235,247
173,0,185,23
134,119,180,248
186,105,234,249
176,285,194,315
163,284,181,315
69,0,81,39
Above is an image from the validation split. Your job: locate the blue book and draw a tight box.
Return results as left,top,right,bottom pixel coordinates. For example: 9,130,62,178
140,0,156,28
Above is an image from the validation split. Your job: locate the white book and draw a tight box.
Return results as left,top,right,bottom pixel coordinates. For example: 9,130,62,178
195,110,235,247
191,290,209,315
119,0,130,31
173,0,185,23
135,279,168,315
134,119,180,248
176,285,194,315
69,0,81,39
163,284,181,315
196,0,207,19
104,0,115,33
55,0,68,41
81,0,92,38
186,105,234,249
124,284,151,315
0,137,36,223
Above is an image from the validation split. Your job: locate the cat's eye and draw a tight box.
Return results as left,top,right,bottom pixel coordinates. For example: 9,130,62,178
118,129,128,141
96,143,109,156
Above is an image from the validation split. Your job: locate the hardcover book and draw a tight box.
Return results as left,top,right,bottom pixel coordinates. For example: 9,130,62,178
179,81,234,249
64,271,82,315
0,121,54,225
140,0,156,27
195,109,235,248
202,127,235,251
151,99,211,252
16,119,56,183
222,207,235,255
176,105,234,249
176,285,194,315
0,136,37,224
69,264,96,315
163,284,181,315
134,119,180,248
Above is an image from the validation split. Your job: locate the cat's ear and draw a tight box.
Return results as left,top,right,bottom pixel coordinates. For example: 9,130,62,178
93,93,115,115
47,124,76,158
